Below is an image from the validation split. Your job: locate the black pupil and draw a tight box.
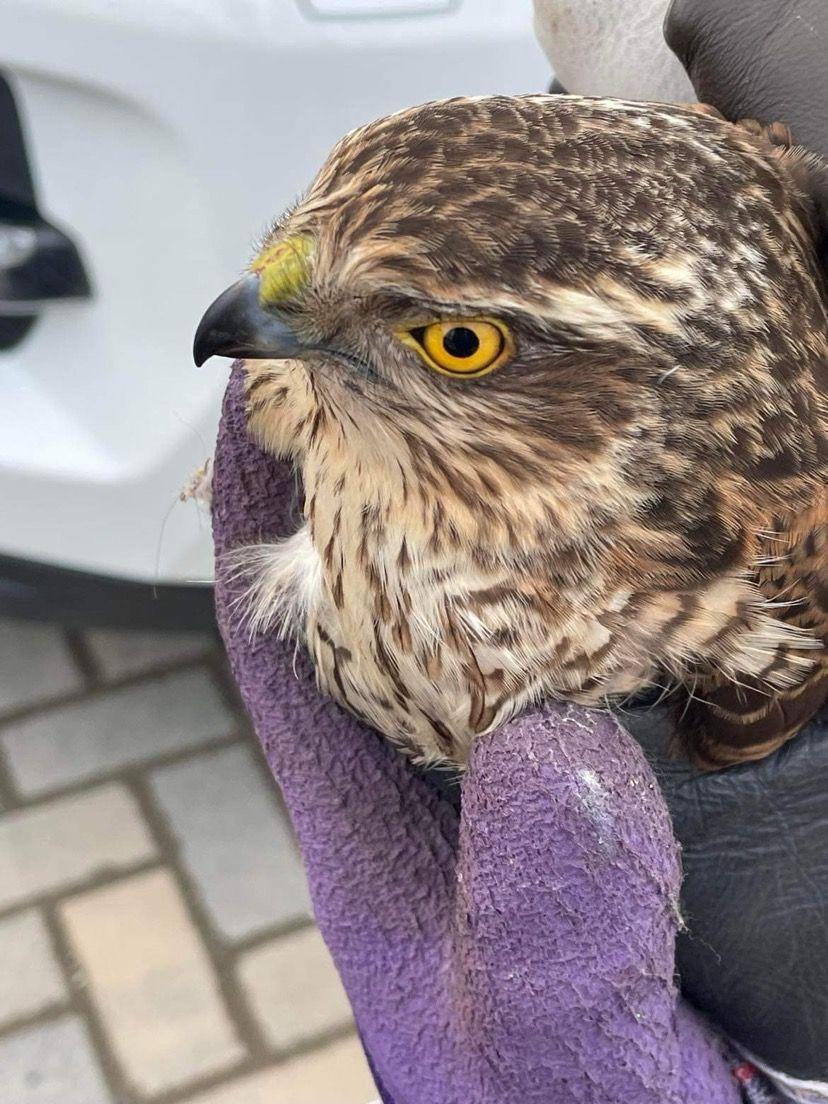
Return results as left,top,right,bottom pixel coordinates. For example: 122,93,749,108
443,326,480,359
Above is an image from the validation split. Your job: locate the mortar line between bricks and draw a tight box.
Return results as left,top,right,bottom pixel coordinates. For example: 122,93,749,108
152,657,367,1080
24,817,260,1104
1,639,359,1102
0,653,219,733
0,624,97,808
125,747,356,1097
0,962,358,1104
63,628,103,690
207,645,320,874
125,766,277,1067
230,915,316,957
0,741,19,808
203,649,251,722
204,654,287,818
0,994,71,1040
194,655,372,1074
112,764,327,1101
38,900,139,1104
150,1027,363,1104
240,724,305,857
153,1025,361,1104
0,733,244,812
0,857,162,925
46,870,259,1104
0,855,258,1104
202,647,307,833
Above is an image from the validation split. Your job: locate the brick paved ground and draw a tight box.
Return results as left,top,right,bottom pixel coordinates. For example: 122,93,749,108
0,616,377,1104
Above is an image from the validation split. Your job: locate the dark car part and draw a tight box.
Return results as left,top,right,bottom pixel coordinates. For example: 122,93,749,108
0,72,91,348
0,554,215,630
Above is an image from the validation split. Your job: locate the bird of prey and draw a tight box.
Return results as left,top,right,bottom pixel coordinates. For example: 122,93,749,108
195,95,828,770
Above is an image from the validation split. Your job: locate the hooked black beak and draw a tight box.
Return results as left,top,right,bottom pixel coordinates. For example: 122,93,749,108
193,274,304,367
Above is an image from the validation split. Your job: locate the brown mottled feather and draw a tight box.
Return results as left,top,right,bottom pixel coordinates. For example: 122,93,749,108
680,501,827,767
234,95,828,769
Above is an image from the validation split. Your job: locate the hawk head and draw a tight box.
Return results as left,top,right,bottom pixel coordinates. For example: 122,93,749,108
196,96,828,767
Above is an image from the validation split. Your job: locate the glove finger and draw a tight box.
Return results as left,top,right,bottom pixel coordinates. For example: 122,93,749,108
449,702,737,1103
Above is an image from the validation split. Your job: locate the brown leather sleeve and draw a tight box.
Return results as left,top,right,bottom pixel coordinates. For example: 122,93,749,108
665,0,828,161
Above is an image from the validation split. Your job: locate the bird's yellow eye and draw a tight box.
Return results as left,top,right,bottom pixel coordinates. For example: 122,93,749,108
398,318,513,378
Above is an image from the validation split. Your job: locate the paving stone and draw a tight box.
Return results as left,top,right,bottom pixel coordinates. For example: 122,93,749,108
85,628,213,680
184,1036,377,1104
0,784,155,911
0,910,65,1026
1,668,234,796
0,618,82,714
237,927,353,1051
60,868,244,1097
151,745,310,941
0,1015,111,1104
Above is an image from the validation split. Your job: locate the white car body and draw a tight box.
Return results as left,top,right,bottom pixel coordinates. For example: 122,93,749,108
0,0,549,595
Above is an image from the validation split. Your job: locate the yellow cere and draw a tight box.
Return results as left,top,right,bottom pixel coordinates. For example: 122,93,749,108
399,318,514,378
251,235,315,307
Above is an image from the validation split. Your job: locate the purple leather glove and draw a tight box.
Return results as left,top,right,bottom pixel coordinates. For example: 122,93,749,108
212,364,740,1104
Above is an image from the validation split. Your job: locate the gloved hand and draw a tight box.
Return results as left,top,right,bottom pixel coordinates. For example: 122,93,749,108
530,1,828,1085
656,1,828,1088
213,364,740,1104
665,0,828,162
627,706,828,1088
